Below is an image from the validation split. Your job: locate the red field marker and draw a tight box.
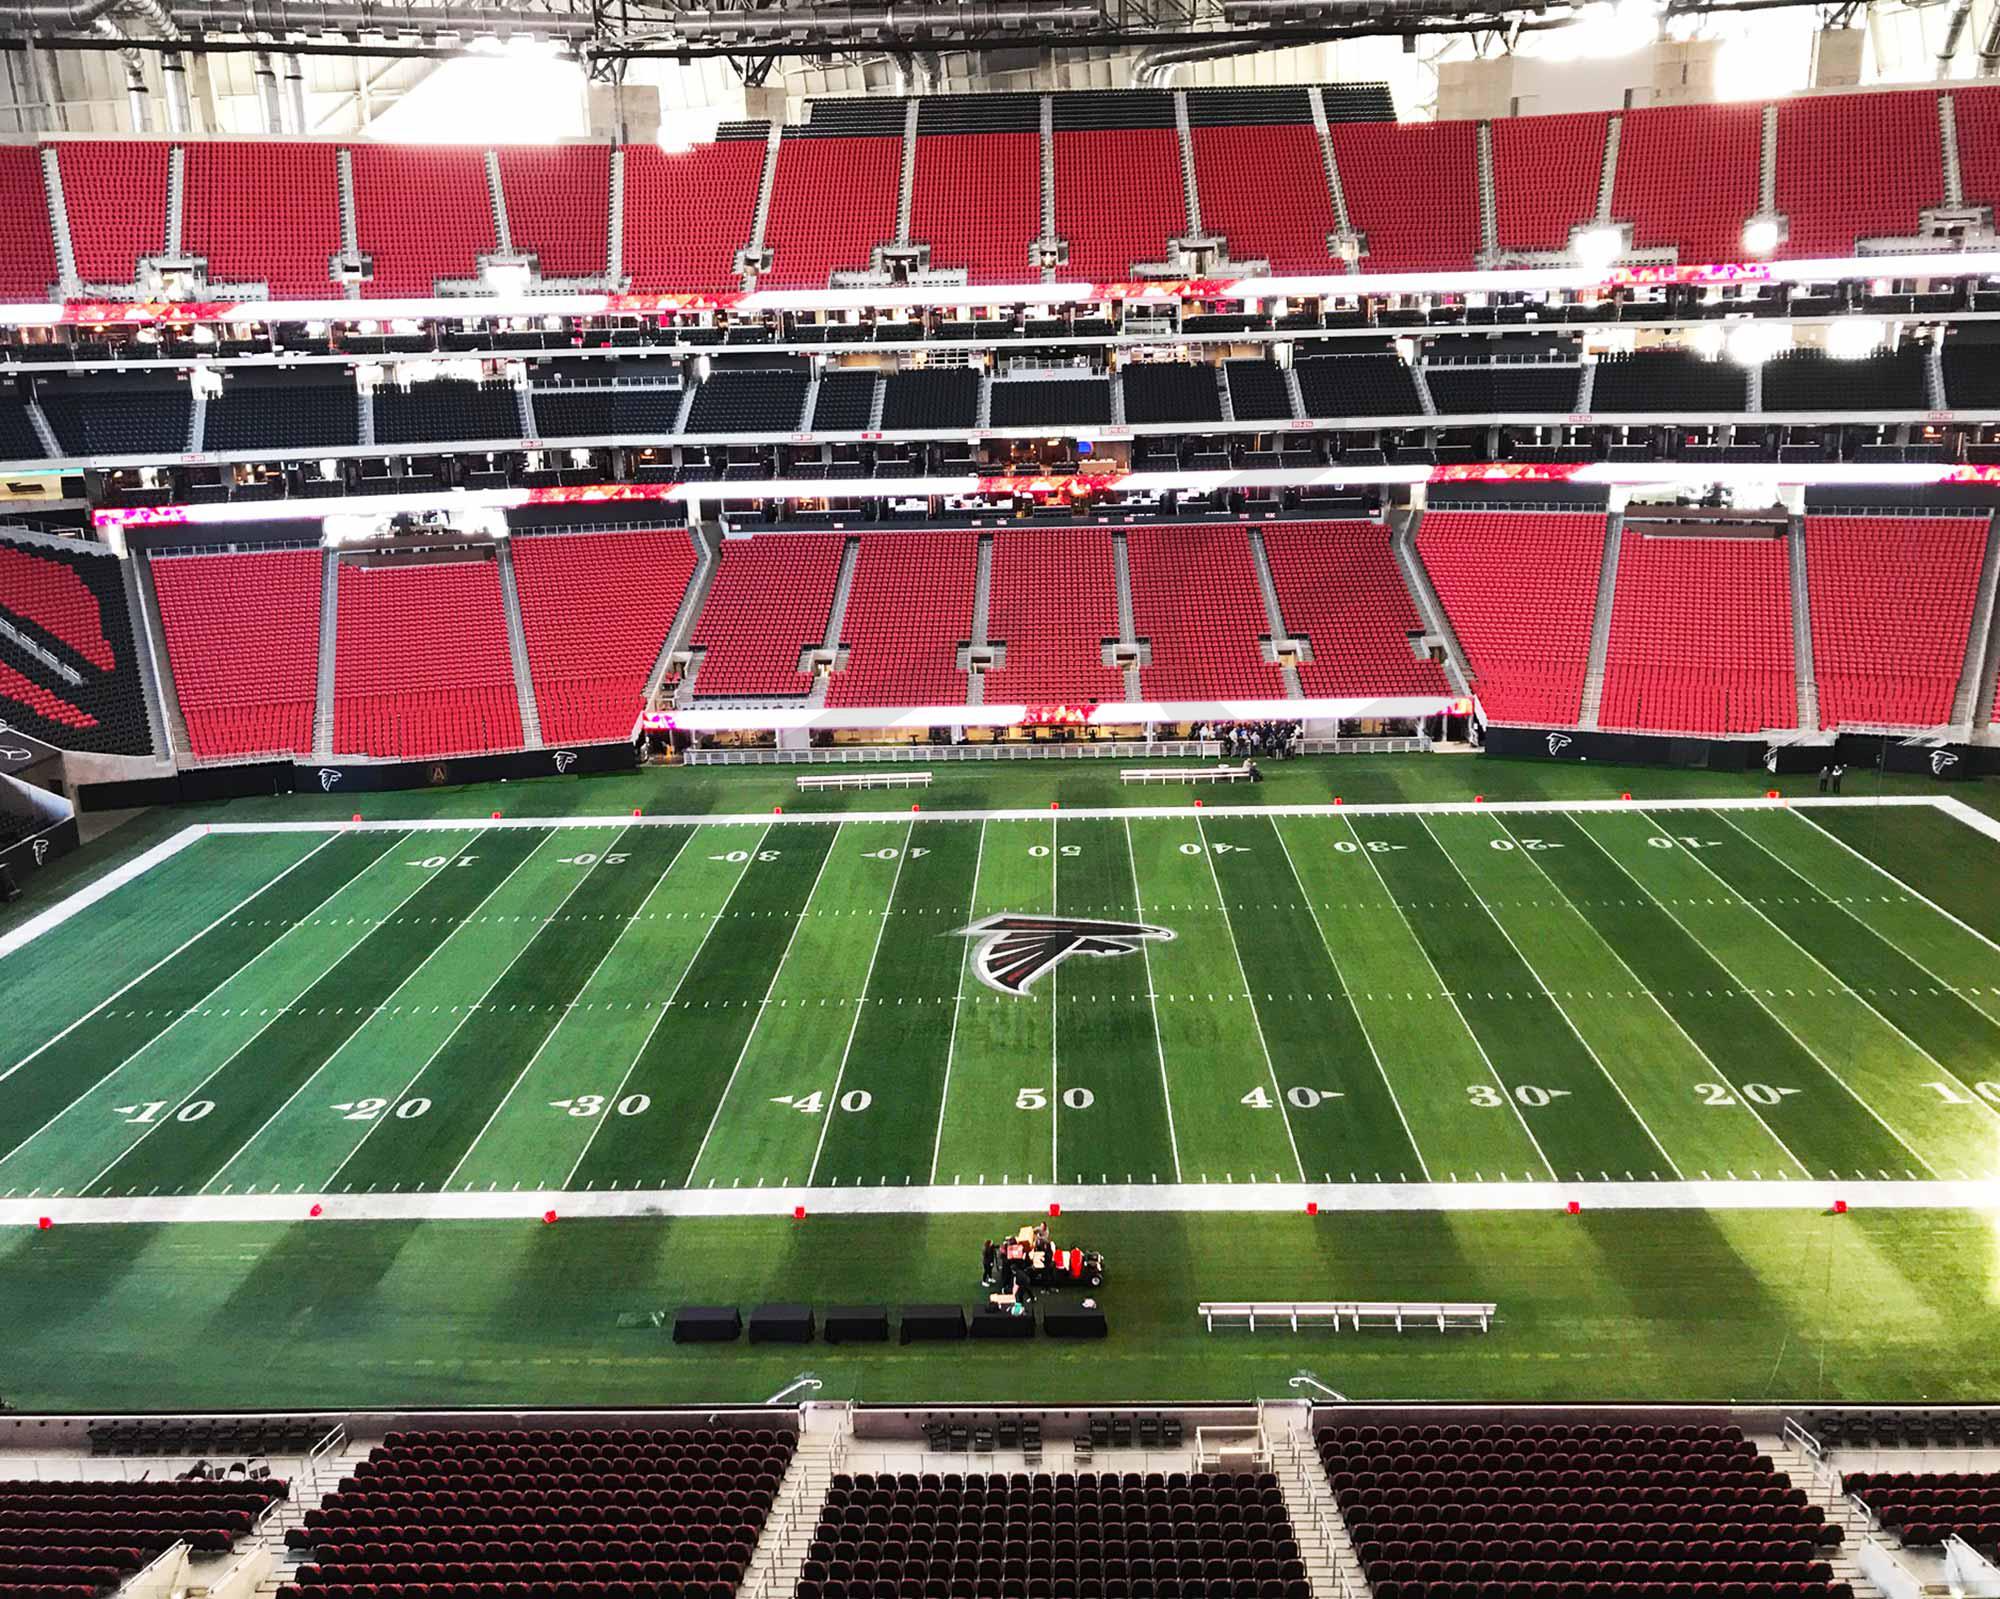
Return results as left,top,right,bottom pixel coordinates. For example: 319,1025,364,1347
1194,799,1203,808
491,811,501,820
632,808,642,817
1333,797,1342,805
1474,795,1486,803
773,806,783,815
1306,1202,1318,1217
1050,801,1060,810
36,1216,51,1230
1049,1202,1061,1217
1833,1199,1848,1215
308,1203,323,1218
1566,1200,1580,1215
911,804,920,812
1621,792,1632,801
352,813,362,823
1767,789,1781,799
542,1209,558,1224
793,1205,807,1220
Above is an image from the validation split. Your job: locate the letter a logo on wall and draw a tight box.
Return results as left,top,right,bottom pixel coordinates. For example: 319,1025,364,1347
1546,733,1574,756
31,838,50,865
957,914,1175,995
317,769,343,792
552,750,578,773
1930,750,1960,776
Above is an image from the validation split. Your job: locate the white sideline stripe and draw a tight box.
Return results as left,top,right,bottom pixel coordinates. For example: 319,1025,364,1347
172,795,1960,834
4,1176,1995,1227
0,824,207,960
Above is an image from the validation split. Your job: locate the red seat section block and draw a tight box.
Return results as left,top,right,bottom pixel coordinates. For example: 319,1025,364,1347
1776,90,1943,258
0,658,95,729
332,558,522,759
910,132,1041,283
984,529,1124,707
1492,112,1607,254
1959,85,2000,213
1417,511,1605,726
1600,531,1796,735
1611,102,1761,263
512,529,696,744
1191,123,1336,274
0,1476,286,1571
0,147,58,299
182,142,340,299
498,145,610,281
1328,120,1478,272
1126,524,1286,701
1806,516,1988,730
1261,521,1450,699
760,136,901,289
55,141,167,285
0,541,115,668
348,146,496,298
690,534,844,697
622,140,764,293
826,532,977,708
152,549,321,761
1053,129,1187,282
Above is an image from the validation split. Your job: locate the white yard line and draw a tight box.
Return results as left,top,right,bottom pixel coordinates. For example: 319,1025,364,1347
441,827,694,1192
8,1174,1993,1228
0,830,347,1094
1122,817,1184,1184
1266,819,1430,1182
561,824,773,1190
1564,812,1940,1179
1190,814,1302,1183
806,822,913,1186
1416,813,1684,1182
0,824,208,960
1,830,409,1176
925,819,985,1186
680,823,845,1186
320,831,590,1194
1791,807,2000,958
1343,815,1555,1180
1048,814,1060,1185
1491,812,1813,1181
1712,812,2000,1132
201,829,539,1193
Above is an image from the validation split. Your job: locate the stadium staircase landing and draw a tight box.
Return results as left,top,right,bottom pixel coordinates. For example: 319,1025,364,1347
740,1412,847,1599
256,1438,369,1599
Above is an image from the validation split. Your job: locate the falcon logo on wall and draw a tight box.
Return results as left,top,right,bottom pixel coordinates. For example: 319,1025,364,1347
957,913,1175,995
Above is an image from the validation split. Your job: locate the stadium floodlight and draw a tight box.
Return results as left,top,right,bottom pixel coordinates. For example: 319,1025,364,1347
1572,225,1624,271
1690,324,1727,360
1725,322,1788,366
1741,217,1782,257
1825,317,1886,360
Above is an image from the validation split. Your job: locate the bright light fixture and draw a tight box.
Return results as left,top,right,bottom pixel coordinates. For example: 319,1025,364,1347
1741,218,1781,257
1572,225,1624,271
1726,322,1788,366
1690,324,1727,360
1825,318,1886,360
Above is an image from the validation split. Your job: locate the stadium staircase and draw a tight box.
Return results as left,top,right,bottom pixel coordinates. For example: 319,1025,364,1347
1760,1435,1882,1599
494,538,545,748
255,1435,368,1599
1390,508,1473,697
1112,530,1142,701
1578,511,1624,729
653,524,717,711
1952,512,2000,732
312,549,338,758
1789,514,1821,733
967,531,994,706
740,1414,846,1599
1247,525,1306,700
1268,1405,1361,1599
128,546,185,761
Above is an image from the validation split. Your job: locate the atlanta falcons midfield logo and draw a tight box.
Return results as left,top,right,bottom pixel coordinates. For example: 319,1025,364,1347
958,914,1175,995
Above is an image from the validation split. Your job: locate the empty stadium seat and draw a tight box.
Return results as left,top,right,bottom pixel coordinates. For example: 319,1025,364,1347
1224,360,1295,422
1611,102,1760,262
1294,354,1423,419
1263,521,1450,698
332,557,523,759
1805,516,1989,729
690,534,844,696
511,529,697,743
990,378,1111,429
1416,510,1606,725
1126,524,1287,700
825,531,977,707
685,368,810,434
348,145,497,297
881,369,981,431
532,384,683,438
761,133,900,289
1052,98,1188,281
37,381,191,455
1190,119,1337,273
498,145,610,280
1328,120,1478,271
1846,1469,2000,1555
1774,89,1943,258
808,370,879,431
0,146,60,299
0,534,152,754
1492,112,1608,254
1590,351,1750,413
622,136,765,292
910,129,1041,282
1600,531,1796,735
373,379,521,446
152,548,322,760
55,141,167,285
983,528,1125,706
206,375,361,452
182,142,341,298
1121,363,1223,425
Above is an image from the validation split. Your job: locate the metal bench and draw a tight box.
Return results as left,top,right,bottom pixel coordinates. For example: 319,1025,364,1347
795,771,934,791
1197,1300,1495,1333
1120,764,1258,785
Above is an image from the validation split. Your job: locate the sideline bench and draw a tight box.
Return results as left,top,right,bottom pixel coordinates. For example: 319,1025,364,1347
1198,1300,1495,1333
1121,764,1258,785
796,771,933,791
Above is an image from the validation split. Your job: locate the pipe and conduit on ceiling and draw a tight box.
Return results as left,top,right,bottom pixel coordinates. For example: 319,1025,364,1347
661,2,1098,35
1130,39,1275,83
153,0,598,35
1981,0,2000,74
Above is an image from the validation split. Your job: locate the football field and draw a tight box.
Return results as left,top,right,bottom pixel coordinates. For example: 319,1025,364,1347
5,796,2000,1216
